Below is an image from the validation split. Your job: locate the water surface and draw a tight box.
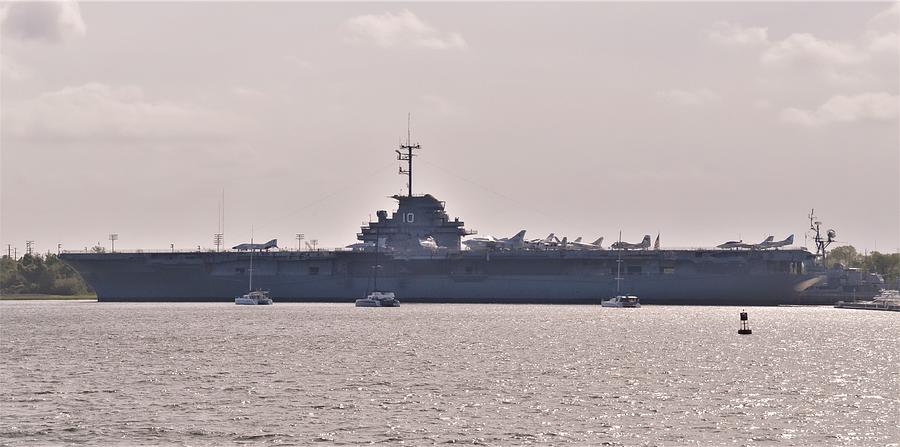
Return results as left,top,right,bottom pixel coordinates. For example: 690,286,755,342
1,302,898,445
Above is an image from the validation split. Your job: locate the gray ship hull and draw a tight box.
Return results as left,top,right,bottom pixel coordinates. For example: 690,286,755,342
61,248,820,305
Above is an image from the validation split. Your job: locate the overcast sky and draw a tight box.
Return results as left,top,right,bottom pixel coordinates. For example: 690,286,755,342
1,1,898,255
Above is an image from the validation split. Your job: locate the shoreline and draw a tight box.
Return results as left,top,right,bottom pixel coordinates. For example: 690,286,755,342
0,294,97,301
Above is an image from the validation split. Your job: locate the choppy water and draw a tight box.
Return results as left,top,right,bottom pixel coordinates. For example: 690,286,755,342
1,302,898,446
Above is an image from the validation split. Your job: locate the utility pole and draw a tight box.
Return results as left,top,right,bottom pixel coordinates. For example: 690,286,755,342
109,234,118,253
6,244,10,258
57,243,61,255
214,233,223,252
25,241,34,256
296,233,305,251
310,239,318,251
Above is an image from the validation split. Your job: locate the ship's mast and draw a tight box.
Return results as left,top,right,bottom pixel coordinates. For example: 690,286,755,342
808,208,835,264
396,113,420,197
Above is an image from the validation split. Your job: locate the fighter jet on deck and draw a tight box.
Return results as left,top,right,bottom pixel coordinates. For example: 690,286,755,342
462,230,527,250
756,234,794,249
232,239,278,251
717,236,776,250
566,237,605,250
526,233,557,250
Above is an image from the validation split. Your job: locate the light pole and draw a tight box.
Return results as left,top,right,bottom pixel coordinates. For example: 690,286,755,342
310,239,318,251
296,233,305,251
109,234,118,253
214,233,224,252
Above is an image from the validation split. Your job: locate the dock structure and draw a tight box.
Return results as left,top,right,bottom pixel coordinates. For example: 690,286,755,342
834,299,900,312
834,291,900,311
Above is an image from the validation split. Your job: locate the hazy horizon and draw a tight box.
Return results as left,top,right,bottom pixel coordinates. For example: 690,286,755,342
2,1,898,255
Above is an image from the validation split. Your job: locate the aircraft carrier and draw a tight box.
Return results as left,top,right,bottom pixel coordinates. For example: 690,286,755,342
60,138,825,305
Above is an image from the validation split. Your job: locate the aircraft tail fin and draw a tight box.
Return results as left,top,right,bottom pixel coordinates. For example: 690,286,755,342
574,237,582,243
591,237,603,246
510,230,526,242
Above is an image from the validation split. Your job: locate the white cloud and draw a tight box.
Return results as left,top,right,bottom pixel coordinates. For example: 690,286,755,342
868,3,900,29
6,83,241,140
341,9,466,50
706,21,769,46
657,88,721,106
0,0,85,43
864,30,899,54
711,6,897,89
761,33,865,68
779,92,899,127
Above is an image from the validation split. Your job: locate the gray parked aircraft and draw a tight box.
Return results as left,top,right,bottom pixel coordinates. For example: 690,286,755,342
718,236,773,249
462,230,527,250
610,235,652,250
757,234,794,249
566,237,604,250
232,239,278,251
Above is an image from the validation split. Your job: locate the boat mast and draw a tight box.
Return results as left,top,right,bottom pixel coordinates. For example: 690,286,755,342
615,231,623,295
249,230,253,291
373,226,379,291
396,113,420,197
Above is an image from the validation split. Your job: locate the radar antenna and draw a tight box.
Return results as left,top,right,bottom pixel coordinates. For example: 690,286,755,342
395,113,420,197
808,208,836,264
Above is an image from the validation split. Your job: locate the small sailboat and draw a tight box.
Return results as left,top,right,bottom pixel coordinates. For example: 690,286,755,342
355,290,400,307
235,235,273,305
356,230,399,307
601,231,640,308
235,290,272,305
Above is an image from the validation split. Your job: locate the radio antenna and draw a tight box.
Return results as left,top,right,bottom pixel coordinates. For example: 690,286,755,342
396,113,420,197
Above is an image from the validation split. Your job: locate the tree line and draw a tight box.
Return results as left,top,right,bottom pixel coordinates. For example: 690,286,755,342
1,254,92,296
825,245,900,283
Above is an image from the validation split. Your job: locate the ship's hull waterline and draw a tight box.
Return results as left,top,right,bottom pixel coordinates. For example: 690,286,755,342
61,249,821,305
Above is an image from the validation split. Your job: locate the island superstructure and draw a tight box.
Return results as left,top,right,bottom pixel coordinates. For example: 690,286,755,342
61,136,824,304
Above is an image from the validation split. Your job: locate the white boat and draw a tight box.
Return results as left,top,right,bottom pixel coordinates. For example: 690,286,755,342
601,295,641,308
235,233,273,305
236,290,273,305
602,231,640,308
355,227,399,308
355,291,400,307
